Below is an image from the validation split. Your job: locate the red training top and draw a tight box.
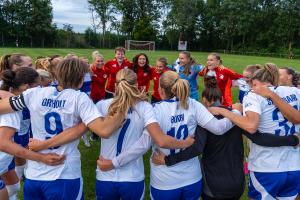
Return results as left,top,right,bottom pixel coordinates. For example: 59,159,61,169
104,58,132,93
151,67,169,100
199,66,243,107
90,64,108,102
136,66,152,93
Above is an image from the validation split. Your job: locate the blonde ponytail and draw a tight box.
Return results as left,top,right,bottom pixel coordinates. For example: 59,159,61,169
92,51,103,62
108,69,148,117
265,63,279,86
35,57,51,71
252,63,279,86
160,71,190,109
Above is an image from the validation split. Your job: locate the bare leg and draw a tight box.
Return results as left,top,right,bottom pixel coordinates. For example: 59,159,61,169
2,170,19,200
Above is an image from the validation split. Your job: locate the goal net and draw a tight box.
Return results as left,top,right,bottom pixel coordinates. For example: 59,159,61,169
125,40,155,51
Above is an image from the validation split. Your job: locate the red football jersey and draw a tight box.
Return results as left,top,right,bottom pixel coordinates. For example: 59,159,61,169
199,66,243,107
136,66,152,93
151,67,169,100
90,64,108,102
104,58,132,93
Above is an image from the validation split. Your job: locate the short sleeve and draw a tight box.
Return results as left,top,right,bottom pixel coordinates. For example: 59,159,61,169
191,99,214,126
243,92,262,115
95,99,111,117
0,112,21,131
152,104,163,125
232,78,242,87
141,102,158,127
142,129,151,137
9,87,38,111
22,87,35,106
77,93,102,125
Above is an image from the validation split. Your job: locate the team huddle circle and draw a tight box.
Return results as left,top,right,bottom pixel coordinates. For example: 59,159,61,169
0,48,299,200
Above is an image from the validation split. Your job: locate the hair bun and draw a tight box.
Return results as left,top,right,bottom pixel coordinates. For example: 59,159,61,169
1,70,16,87
204,75,218,88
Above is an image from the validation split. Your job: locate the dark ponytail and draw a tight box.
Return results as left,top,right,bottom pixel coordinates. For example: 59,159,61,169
0,67,39,91
0,54,12,73
0,53,26,73
1,70,16,91
202,76,222,103
296,72,300,87
280,67,298,87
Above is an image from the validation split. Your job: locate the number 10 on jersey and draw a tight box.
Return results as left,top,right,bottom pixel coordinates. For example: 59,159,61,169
167,124,188,155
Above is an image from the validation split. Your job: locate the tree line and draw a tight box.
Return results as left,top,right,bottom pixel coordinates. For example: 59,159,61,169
1,0,300,57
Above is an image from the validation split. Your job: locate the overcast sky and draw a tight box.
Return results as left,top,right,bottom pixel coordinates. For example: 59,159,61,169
51,0,91,33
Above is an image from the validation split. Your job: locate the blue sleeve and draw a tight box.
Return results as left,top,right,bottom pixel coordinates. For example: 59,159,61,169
166,64,176,72
193,65,203,73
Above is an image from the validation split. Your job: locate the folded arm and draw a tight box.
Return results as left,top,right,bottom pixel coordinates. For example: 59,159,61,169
164,126,207,166
0,127,64,165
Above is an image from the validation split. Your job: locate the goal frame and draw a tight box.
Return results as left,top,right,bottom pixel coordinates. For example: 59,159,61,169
125,40,155,51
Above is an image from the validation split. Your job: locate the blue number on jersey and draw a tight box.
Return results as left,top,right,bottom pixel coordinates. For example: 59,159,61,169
167,124,188,155
22,108,30,120
272,105,298,136
116,119,131,156
44,112,63,149
23,108,32,136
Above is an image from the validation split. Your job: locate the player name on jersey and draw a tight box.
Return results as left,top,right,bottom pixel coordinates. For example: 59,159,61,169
42,98,66,108
171,114,184,124
267,94,298,105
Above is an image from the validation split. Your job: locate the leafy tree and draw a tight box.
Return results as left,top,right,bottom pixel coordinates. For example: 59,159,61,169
84,27,99,47
26,0,53,47
88,0,116,47
275,0,300,57
113,0,161,40
163,0,205,49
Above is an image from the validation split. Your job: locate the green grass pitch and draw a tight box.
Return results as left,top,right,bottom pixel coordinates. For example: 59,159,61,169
1,48,300,199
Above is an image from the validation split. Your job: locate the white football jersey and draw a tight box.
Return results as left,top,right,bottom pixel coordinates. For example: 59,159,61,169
150,97,214,190
174,58,180,73
206,69,217,77
80,73,92,95
96,99,157,182
243,86,300,172
232,78,250,92
17,108,31,136
17,87,101,180
0,112,21,175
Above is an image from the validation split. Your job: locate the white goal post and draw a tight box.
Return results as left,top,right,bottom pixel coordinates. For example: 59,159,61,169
125,40,155,51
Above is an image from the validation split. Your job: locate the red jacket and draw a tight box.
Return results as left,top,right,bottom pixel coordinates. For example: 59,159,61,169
136,66,152,93
199,66,243,107
104,58,132,93
151,67,169,100
90,64,108,102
